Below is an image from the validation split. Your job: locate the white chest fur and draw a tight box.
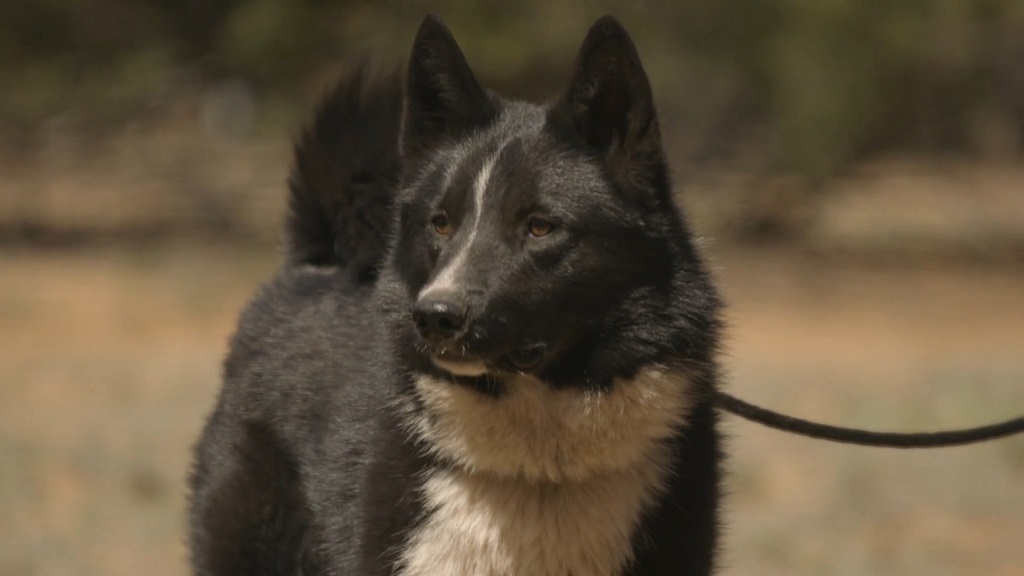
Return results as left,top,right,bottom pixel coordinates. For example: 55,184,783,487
398,458,668,576
396,368,696,575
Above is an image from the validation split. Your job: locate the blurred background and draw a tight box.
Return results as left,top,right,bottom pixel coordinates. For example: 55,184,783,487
1,1,1022,575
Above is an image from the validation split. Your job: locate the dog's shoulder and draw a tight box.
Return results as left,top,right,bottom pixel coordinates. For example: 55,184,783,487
215,265,389,431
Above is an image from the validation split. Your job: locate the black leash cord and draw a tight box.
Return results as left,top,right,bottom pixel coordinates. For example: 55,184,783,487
715,391,1024,448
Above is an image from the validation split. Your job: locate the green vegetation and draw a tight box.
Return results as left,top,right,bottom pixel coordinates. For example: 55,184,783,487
2,0,1022,173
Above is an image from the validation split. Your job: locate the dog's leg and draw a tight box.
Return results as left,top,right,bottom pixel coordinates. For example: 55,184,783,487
190,420,321,576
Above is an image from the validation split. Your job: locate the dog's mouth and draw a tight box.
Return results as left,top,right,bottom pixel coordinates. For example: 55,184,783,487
430,348,489,377
428,343,548,377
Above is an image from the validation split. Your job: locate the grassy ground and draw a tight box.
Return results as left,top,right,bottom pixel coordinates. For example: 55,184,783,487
717,253,1024,575
0,243,1021,576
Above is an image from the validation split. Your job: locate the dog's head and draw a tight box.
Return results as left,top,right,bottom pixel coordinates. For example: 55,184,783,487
380,15,718,393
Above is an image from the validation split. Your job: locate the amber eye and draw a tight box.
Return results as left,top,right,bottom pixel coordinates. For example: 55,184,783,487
431,213,452,236
526,216,556,238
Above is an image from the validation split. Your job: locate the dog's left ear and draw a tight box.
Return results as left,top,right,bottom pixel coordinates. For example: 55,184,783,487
548,16,666,198
401,15,497,162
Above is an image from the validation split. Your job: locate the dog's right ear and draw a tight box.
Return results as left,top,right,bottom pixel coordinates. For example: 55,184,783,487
401,15,496,162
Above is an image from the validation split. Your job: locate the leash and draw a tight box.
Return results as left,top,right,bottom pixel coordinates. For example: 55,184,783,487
715,391,1024,448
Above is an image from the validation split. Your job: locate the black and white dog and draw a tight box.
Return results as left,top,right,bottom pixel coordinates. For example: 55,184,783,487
190,15,723,575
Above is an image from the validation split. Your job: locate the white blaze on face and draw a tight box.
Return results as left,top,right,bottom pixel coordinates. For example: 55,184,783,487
418,149,501,299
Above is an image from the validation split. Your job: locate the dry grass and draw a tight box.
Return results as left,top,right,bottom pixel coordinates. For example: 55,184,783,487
0,243,1021,576
0,245,274,576
716,253,1024,575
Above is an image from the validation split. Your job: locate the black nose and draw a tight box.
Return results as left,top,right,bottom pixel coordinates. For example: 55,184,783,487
412,295,468,341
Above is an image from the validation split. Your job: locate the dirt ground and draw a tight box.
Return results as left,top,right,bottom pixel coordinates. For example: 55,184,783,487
0,243,1021,576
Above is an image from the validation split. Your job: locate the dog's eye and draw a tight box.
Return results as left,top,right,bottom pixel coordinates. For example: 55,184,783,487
431,213,452,236
526,216,556,238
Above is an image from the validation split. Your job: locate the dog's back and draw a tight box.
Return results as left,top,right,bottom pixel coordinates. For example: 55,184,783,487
188,68,411,574
190,16,723,576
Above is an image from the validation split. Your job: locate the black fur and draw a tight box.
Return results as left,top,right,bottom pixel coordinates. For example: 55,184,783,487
286,66,401,281
191,14,723,576
401,15,499,162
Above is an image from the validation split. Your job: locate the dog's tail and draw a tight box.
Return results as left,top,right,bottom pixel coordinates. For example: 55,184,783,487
285,65,402,283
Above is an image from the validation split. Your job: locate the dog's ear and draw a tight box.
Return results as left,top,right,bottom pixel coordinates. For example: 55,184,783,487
548,16,666,199
401,15,496,162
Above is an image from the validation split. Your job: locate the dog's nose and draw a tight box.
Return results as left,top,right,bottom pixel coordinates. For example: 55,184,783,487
412,294,468,341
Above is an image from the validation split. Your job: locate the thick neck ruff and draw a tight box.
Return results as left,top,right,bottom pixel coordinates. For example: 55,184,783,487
396,367,697,576
405,367,697,482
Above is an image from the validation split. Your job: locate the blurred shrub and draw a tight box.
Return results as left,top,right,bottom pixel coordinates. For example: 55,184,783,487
1,0,1022,173
220,0,324,87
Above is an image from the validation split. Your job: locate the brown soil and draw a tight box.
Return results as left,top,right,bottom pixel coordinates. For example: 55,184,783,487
0,244,1021,576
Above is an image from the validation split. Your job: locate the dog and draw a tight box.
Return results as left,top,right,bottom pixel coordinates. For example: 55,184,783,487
189,14,724,576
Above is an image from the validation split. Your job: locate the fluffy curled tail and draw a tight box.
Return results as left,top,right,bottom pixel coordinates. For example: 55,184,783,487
286,65,402,283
